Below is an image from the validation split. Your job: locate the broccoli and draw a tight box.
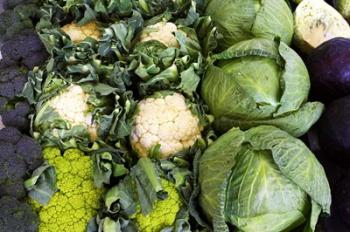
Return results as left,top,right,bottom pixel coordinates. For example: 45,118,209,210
1,101,31,131
0,6,36,42
0,29,48,69
0,127,42,199
31,147,104,232
0,196,39,232
3,0,39,10
131,179,183,232
0,65,27,99
0,65,31,131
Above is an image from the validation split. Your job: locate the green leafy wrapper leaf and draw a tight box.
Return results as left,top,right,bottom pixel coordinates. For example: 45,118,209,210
25,162,57,205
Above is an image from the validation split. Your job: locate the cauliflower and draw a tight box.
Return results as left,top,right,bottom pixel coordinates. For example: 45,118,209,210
61,21,102,43
131,179,182,232
32,147,103,232
35,84,98,141
139,22,179,48
130,91,202,158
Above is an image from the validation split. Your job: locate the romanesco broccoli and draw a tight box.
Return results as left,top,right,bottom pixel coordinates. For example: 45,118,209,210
32,147,103,232
132,179,182,232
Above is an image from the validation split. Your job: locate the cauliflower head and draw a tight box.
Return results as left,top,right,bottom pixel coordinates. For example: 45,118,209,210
130,91,202,158
139,22,179,48
132,179,182,232
61,21,102,43
38,84,98,141
32,147,103,232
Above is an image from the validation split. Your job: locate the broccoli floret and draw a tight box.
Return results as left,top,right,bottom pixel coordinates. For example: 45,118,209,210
1,29,48,69
0,65,27,99
1,101,30,131
3,0,39,10
0,196,39,232
0,9,34,42
0,127,42,199
31,147,104,232
0,65,31,131
131,179,183,232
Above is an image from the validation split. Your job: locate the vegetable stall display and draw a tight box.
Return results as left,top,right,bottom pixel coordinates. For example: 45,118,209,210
2,0,350,231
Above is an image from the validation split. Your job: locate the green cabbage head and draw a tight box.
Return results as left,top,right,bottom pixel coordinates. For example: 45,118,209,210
204,0,294,50
201,38,324,137
199,125,331,232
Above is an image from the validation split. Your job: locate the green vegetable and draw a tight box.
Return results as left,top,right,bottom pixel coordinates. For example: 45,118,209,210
131,178,183,232
29,147,104,232
130,21,203,97
335,0,350,21
201,38,324,137
204,0,294,50
198,125,331,232
92,157,192,232
23,71,135,151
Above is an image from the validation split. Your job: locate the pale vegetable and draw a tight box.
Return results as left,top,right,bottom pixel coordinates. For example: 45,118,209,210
294,0,350,53
43,85,98,140
61,21,102,43
130,91,202,158
26,74,122,150
139,22,179,48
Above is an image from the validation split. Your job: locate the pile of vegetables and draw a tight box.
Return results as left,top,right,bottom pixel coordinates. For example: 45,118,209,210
3,0,350,231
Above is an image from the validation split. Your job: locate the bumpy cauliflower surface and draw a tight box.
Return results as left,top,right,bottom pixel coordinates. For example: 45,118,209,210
132,179,182,232
139,22,179,47
130,92,202,158
46,84,98,140
32,147,103,232
61,21,101,43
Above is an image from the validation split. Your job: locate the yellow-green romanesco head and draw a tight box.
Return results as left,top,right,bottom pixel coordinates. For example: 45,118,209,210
132,179,182,232
32,147,104,232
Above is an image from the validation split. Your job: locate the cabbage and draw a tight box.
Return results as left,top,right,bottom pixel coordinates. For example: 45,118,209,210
334,0,350,21
201,38,324,137
199,126,331,232
204,0,294,50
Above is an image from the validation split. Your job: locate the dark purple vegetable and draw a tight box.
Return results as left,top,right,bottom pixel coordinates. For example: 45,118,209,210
1,29,48,69
318,95,350,166
308,37,350,102
0,196,39,232
0,127,42,199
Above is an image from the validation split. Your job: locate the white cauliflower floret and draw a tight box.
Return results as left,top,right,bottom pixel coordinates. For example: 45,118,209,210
130,92,202,158
61,21,102,43
49,85,98,140
139,22,179,48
